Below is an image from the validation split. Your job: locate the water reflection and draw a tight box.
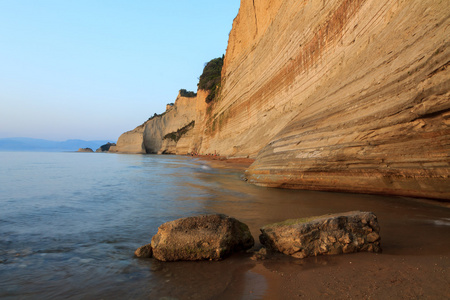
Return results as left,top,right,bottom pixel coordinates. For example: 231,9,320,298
144,255,257,299
183,164,450,256
1,153,449,299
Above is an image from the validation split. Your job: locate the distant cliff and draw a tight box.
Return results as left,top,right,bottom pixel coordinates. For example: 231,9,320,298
114,0,449,200
112,90,207,154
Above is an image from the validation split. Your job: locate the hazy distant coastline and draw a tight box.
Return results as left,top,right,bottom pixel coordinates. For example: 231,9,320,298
0,137,113,152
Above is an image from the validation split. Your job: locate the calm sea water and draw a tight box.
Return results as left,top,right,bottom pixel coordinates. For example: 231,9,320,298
1,152,449,299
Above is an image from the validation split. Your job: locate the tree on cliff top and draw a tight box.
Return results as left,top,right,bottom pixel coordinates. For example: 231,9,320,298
198,56,224,103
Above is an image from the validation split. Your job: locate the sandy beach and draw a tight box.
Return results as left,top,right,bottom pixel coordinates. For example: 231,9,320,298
186,155,450,299
190,154,255,170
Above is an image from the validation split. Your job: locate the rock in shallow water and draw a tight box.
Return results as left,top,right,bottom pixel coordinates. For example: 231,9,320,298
259,211,381,259
150,214,254,261
134,244,152,258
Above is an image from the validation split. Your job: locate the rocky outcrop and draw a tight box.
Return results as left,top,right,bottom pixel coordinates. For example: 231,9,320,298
160,121,196,154
144,94,197,154
260,211,382,259
95,142,116,153
111,125,146,154
114,91,201,154
77,148,93,152
150,214,254,261
115,0,449,199
211,0,450,199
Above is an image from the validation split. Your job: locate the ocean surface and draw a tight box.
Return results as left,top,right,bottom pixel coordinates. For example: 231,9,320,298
1,152,449,299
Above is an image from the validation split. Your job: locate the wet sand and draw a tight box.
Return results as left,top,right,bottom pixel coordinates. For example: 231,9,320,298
3,153,448,299
184,155,450,299
248,252,449,299
189,154,255,170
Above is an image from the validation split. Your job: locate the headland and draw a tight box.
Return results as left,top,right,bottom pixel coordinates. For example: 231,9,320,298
110,0,449,200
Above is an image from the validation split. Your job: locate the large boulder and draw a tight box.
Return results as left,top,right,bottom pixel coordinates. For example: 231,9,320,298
150,214,254,261
260,211,381,259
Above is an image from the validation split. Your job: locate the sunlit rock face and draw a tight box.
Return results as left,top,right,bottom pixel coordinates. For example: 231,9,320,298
113,125,146,154
144,94,198,154
114,0,449,199
208,0,449,199
114,91,201,154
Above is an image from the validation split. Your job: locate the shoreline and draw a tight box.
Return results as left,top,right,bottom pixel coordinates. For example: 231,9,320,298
184,153,450,299
188,154,255,171
188,153,450,208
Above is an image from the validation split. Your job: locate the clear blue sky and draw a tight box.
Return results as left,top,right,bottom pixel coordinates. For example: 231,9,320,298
0,0,240,141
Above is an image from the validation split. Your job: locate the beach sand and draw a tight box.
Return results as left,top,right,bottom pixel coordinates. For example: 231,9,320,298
183,155,450,299
190,154,255,170
244,252,450,299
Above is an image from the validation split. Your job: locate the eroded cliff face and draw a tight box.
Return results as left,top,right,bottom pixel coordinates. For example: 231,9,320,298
144,95,196,154
115,0,449,199
195,0,449,199
114,91,205,155
112,125,146,154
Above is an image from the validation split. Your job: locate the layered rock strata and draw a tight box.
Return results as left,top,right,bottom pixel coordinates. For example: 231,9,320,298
259,211,382,259
219,0,450,199
115,0,449,199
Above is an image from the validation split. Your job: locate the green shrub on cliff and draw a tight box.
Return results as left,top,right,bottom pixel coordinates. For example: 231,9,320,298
148,113,161,121
198,56,224,103
163,121,195,142
179,89,197,98
98,142,116,152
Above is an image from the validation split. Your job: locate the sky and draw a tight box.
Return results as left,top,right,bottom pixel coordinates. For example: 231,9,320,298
0,0,240,141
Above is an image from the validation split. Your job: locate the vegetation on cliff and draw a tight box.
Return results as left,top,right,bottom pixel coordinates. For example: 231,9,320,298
145,89,195,125
147,111,167,122
198,56,224,103
179,89,197,98
163,121,195,142
97,142,116,152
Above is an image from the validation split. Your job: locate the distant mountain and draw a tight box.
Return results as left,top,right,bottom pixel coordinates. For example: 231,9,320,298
0,137,114,152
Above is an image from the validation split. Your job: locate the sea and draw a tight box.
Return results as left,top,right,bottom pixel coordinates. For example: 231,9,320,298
1,151,449,299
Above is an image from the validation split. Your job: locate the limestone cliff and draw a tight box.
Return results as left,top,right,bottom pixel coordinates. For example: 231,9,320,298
111,124,146,154
114,91,203,154
115,0,449,199
206,0,450,199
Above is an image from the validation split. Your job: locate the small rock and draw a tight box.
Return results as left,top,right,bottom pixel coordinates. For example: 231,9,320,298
135,244,152,258
250,247,269,261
